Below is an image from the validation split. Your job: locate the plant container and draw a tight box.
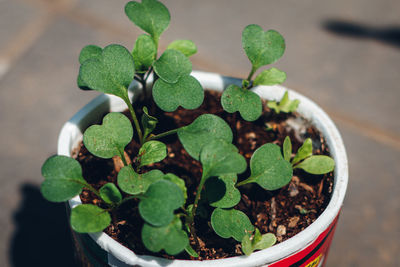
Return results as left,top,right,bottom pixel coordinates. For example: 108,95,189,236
58,71,348,267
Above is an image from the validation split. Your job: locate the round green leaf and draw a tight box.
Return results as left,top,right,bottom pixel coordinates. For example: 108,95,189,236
153,75,204,112
83,112,133,159
79,44,134,98
163,173,187,200
139,180,184,226
40,155,86,202
141,216,188,255
99,183,122,204
292,138,312,165
253,67,286,86
201,139,247,179
125,0,170,42
177,114,233,160
205,174,241,208
118,166,163,195
138,141,167,167
167,40,197,57
79,45,102,64
241,228,276,256
294,155,335,175
132,34,156,73
247,143,293,190
283,136,292,162
70,204,111,233
254,232,276,250
211,208,254,242
242,24,285,70
153,49,192,83
221,84,262,121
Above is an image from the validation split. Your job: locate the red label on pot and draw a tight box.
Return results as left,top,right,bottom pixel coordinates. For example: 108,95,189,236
268,214,340,267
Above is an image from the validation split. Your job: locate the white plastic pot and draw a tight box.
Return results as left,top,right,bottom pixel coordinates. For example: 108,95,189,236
59,71,348,267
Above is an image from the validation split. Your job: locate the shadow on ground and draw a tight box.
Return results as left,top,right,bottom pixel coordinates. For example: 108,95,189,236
323,19,400,48
9,184,76,267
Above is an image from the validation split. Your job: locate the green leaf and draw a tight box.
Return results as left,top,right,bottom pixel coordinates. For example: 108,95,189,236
167,40,197,57
153,49,192,83
267,91,300,114
163,173,187,200
139,180,184,226
292,138,312,165
125,0,170,43
205,174,241,208
244,143,293,190
253,232,276,250
141,107,158,139
283,136,292,162
99,183,122,204
83,112,133,159
78,45,103,90
141,216,188,255
253,67,286,86
294,155,335,175
77,74,91,91
242,24,285,70
185,243,199,258
79,44,135,99
132,34,156,73
79,45,102,64
152,75,204,112
241,228,276,256
177,114,233,160
117,166,163,195
200,139,247,179
138,141,167,167
221,84,262,121
241,234,253,256
211,208,254,242
41,155,86,202
70,204,111,233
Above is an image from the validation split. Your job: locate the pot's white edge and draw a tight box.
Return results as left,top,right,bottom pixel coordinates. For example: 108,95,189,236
60,71,348,267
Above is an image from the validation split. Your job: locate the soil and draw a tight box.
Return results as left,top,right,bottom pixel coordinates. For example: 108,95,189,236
74,90,334,260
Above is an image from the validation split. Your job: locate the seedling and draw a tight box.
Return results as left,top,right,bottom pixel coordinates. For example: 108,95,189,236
41,0,335,258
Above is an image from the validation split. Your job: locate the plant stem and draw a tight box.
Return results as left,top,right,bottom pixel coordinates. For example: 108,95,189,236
123,95,143,145
84,183,102,199
236,178,252,187
246,66,257,87
148,128,179,141
118,148,128,166
187,173,207,249
188,173,206,226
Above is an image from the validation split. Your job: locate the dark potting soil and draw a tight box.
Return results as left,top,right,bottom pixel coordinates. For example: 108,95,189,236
74,90,334,260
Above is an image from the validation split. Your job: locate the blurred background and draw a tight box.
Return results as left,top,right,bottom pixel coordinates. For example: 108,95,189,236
0,0,399,266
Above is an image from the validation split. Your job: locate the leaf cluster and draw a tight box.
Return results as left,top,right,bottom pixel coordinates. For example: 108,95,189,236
221,25,291,122
40,0,336,259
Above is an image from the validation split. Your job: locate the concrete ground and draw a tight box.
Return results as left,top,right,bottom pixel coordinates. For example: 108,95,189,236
1,0,399,266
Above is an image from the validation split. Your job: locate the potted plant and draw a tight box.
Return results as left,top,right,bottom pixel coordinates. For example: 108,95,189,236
41,0,348,266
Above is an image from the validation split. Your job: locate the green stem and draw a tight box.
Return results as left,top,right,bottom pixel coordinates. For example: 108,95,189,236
188,173,207,225
236,178,253,187
118,148,128,166
84,183,102,199
148,128,179,141
245,66,257,88
123,95,143,145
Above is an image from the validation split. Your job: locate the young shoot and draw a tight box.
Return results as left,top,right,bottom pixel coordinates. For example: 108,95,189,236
40,0,336,259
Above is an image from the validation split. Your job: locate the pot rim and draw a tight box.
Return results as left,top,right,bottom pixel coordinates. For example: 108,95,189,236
60,71,348,267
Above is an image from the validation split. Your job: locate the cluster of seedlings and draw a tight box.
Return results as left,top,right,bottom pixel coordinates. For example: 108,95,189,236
41,0,334,257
